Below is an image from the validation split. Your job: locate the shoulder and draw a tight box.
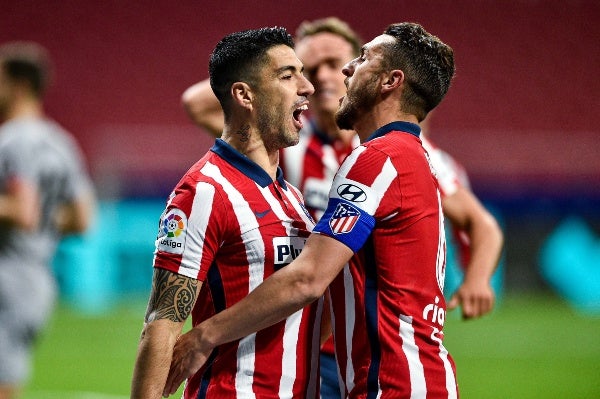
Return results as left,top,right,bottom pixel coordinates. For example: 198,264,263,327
352,132,421,165
170,152,236,207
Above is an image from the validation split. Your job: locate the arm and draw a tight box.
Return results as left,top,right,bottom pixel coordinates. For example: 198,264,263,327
54,188,96,234
0,177,40,230
163,233,353,396
131,268,200,399
181,80,225,137
442,186,504,318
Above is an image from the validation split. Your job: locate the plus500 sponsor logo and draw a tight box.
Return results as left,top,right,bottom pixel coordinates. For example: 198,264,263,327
273,236,307,268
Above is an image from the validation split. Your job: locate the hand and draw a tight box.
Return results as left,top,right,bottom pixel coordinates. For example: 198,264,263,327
163,328,212,397
447,278,495,319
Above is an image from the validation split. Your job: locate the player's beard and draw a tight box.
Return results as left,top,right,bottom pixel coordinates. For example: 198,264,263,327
257,96,300,152
335,74,379,131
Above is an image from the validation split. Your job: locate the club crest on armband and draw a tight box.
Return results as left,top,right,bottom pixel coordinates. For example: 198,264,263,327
329,202,360,234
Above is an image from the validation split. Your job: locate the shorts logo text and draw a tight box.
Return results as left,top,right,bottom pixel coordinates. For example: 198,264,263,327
422,296,446,326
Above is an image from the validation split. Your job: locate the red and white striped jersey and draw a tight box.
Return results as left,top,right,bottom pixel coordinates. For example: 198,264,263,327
422,135,472,270
313,122,458,398
153,139,322,399
281,118,359,221
280,118,359,357
421,135,470,196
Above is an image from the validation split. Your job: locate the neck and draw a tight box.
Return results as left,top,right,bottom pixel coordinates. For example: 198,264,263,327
5,97,43,122
221,122,280,180
353,102,419,142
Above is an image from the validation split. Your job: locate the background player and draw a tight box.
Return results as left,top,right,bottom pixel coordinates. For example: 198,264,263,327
0,41,95,399
420,116,503,317
130,27,320,398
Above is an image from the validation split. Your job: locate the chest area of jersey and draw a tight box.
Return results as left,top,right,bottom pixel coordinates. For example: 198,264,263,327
221,191,312,270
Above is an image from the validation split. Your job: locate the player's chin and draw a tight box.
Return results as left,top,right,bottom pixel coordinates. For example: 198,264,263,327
283,127,301,147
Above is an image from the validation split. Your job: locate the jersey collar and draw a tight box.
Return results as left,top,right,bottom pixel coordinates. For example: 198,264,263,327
211,139,287,188
364,121,421,143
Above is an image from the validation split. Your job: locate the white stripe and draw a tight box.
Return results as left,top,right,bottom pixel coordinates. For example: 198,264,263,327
330,150,395,218
259,183,318,398
343,265,356,394
340,217,353,231
236,333,258,399
262,183,304,398
370,157,398,207
435,190,446,292
280,311,301,398
178,181,214,277
278,183,315,230
441,343,458,399
204,165,264,292
399,315,427,398
202,162,264,399
336,145,366,178
308,296,324,399
430,329,458,398
376,380,383,399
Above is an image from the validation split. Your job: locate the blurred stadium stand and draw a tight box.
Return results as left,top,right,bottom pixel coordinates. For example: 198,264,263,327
3,0,598,314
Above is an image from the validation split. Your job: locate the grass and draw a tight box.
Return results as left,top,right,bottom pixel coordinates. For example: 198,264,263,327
22,292,600,398
443,292,600,398
23,298,148,399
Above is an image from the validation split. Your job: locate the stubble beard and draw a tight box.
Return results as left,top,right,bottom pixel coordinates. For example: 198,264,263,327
336,83,378,131
257,103,299,152
335,97,356,131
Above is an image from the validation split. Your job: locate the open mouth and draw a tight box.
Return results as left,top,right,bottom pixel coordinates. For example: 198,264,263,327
293,104,308,129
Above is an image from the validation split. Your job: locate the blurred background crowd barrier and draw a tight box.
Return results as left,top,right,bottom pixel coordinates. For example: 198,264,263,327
52,199,600,316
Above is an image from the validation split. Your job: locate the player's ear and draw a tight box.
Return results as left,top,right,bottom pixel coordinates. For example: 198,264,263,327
381,69,404,94
231,82,254,110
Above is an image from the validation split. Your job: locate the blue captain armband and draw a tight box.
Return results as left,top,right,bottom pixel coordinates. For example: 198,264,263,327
313,198,376,253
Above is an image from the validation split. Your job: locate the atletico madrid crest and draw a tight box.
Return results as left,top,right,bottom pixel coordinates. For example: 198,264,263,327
329,202,360,234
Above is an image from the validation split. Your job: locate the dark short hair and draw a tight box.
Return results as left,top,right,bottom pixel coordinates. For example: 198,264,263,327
382,23,455,121
0,41,52,98
295,17,362,57
209,27,294,114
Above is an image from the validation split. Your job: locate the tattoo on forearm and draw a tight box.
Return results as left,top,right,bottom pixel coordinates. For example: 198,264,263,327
236,124,250,142
145,268,199,323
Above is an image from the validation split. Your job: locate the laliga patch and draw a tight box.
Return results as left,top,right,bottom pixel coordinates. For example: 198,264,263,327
157,208,187,254
329,202,360,234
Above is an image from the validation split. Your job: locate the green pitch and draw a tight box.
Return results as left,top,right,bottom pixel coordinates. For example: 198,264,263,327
22,292,600,398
